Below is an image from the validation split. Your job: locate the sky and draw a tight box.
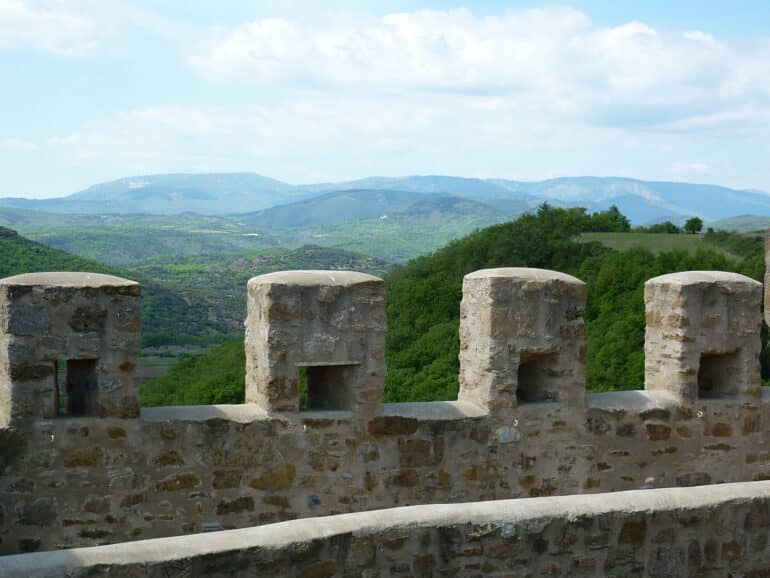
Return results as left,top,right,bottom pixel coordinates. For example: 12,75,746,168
1,1,770,198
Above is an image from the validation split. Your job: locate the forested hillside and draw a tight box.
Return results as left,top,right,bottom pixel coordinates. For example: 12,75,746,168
141,205,766,406
0,227,232,346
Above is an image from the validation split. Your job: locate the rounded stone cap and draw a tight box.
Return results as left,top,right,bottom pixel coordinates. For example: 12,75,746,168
248,270,383,288
646,270,761,288
0,272,139,288
464,267,585,286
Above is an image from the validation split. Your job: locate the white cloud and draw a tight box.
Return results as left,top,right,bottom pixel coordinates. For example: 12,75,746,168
0,137,36,152
0,0,98,56
668,161,712,175
27,7,770,193
40,94,770,193
189,7,770,133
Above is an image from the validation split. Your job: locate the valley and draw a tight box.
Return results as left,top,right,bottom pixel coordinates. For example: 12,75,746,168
2,172,770,403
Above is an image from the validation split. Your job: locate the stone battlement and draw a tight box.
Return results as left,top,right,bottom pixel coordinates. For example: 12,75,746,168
0,267,767,554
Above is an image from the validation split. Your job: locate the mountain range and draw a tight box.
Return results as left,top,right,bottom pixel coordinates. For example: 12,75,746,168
2,173,769,226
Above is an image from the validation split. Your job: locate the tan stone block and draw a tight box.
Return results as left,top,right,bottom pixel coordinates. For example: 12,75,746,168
249,464,296,491
459,268,587,417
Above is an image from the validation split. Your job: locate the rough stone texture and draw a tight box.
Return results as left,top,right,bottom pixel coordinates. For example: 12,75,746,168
0,272,141,427
4,481,770,577
645,271,762,403
245,271,386,419
1,267,769,556
459,268,587,418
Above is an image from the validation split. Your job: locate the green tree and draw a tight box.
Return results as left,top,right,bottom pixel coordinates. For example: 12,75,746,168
684,217,704,234
635,221,681,234
584,205,631,232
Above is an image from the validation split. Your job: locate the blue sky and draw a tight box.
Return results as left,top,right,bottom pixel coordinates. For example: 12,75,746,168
1,1,769,198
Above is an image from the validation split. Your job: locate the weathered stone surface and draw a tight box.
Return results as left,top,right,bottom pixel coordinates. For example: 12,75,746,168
216,496,255,515
0,267,769,557
0,272,141,426
459,268,587,421
245,271,386,417
212,470,242,490
249,464,296,491
4,481,770,577
367,415,419,436
6,305,49,336
153,450,184,466
645,271,762,403
646,424,672,441
64,447,103,468
16,498,57,526
155,473,200,492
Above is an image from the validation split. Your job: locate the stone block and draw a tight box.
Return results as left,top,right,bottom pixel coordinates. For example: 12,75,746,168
0,272,141,426
458,267,587,417
245,270,386,417
644,271,762,403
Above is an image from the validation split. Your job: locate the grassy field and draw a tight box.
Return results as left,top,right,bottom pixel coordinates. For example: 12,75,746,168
578,232,731,256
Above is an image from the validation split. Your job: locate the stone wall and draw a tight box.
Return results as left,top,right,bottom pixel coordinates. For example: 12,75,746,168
0,272,141,427
1,268,769,555
4,480,770,577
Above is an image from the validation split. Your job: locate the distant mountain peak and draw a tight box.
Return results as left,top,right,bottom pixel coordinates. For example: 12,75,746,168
0,173,767,225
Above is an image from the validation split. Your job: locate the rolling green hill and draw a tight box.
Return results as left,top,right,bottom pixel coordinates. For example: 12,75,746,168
5,202,512,266
0,209,280,267
709,215,770,233
0,227,231,346
239,189,426,228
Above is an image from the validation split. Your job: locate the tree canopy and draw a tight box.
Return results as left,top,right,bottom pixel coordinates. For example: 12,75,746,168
684,217,704,234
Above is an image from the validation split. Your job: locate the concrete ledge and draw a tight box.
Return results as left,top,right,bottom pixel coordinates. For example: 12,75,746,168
647,270,762,287
247,270,381,287
464,267,585,285
381,400,487,420
587,389,682,413
5,480,770,577
139,387,770,424
141,404,269,423
0,272,138,288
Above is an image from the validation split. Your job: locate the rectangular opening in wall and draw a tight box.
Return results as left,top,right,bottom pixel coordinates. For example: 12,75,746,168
298,362,358,411
55,359,99,416
517,352,560,404
698,351,740,399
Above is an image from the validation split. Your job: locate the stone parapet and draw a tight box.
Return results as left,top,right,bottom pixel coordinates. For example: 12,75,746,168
5,480,770,577
645,271,762,403
244,271,386,420
459,268,587,417
0,267,768,555
0,272,141,427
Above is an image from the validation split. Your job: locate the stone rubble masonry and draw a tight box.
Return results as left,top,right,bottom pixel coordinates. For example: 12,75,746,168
244,271,386,419
0,272,141,428
644,271,762,403
459,268,587,419
1,267,770,557
4,480,770,577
